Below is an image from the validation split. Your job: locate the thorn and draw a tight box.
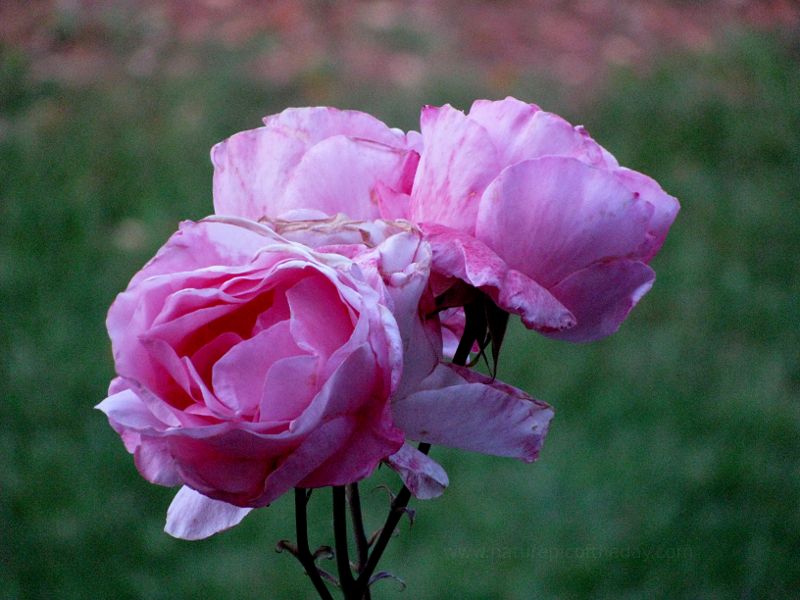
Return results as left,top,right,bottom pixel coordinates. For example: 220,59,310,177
312,545,334,561
275,539,299,557
316,568,340,588
374,484,396,503
399,506,416,527
367,527,383,547
369,571,407,591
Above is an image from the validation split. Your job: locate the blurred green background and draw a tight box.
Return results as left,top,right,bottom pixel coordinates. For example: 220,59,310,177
2,2,799,598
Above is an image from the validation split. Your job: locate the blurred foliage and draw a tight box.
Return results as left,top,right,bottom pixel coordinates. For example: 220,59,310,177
1,30,799,599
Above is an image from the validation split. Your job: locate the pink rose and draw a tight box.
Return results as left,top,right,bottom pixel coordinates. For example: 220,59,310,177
96,217,405,537
212,106,421,222
409,97,680,342
99,215,555,538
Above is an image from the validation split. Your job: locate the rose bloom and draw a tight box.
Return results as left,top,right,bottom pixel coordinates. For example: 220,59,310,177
409,97,680,342
98,216,554,538
97,218,405,537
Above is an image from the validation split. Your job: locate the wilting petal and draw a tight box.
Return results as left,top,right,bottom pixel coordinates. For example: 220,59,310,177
165,486,252,540
545,260,655,343
386,443,448,499
476,157,655,289
393,363,553,462
410,105,500,233
422,223,575,333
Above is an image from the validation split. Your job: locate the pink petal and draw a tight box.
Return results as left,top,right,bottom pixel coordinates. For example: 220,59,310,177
614,167,681,261
259,354,320,422
476,157,655,288
286,273,354,357
212,321,300,418
410,105,501,233
96,389,183,485
277,136,419,220
468,98,613,168
211,126,306,220
544,260,655,343
252,416,356,506
264,106,410,147
392,363,553,462
165,486,252,540
422,223,575,332
385,443,449,500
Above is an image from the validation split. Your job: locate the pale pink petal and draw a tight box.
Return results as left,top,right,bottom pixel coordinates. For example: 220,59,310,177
127,219,272,286
277,136,419,220
264,106,410,148
545,260,655,343
422,223,575,332
211,126,306,220
410,105,500,233
468,98,612,168
165,486,252,540
375,185,411,220
392,363,553,462
385,443,448,500
96,387,169,434
476,157,654,288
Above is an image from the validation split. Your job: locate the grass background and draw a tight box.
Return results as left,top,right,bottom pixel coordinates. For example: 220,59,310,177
1,13,799,600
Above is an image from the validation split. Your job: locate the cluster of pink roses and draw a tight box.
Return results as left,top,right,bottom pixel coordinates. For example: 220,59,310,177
98,97,678,540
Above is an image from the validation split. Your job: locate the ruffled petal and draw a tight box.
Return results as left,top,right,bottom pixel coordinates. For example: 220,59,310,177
264,106,410,147
165,486,252,540
211,126,306,220
422,223,575,332
410,105,501,233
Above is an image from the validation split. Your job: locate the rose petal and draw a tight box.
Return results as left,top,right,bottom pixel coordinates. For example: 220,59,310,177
410,105,500,233
468,97,613,168
393,363,553,462
545,260,655,343
212,321,301,418
476,157,655,288
422,223,575,332
165,486,252,540
385,443,449,500
277,136,419,220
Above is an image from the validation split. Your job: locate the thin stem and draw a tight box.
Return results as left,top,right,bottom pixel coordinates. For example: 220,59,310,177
295,489,335,600
353,485,412,595
346,484,370,570
332,486,354,596
349,320,476,597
